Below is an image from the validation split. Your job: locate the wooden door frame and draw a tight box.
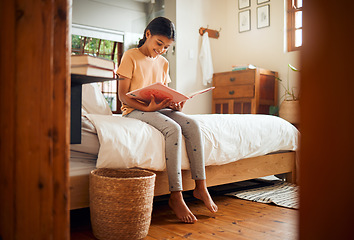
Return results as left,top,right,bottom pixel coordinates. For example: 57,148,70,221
0,0,70,239
300,0,354,239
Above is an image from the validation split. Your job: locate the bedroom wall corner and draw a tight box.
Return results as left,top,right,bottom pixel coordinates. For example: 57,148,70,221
174,0,229,114
164,0,177,90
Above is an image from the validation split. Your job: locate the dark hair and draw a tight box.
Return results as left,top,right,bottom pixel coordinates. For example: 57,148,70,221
138,17,176,48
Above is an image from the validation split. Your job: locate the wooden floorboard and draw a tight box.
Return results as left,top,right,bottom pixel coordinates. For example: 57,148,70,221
71,189,298,240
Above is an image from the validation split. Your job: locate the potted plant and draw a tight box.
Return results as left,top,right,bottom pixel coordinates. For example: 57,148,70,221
277,64,300,124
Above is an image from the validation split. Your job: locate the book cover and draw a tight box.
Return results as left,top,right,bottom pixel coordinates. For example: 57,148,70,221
71,65,115,78
126,82,214,103
71,55,114,70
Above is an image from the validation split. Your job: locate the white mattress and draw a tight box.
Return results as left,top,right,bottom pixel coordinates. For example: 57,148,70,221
70,115,98,176
77,113,298,171
70,158,96,177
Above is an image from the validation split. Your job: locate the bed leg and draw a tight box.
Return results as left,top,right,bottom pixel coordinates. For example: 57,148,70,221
275,171,296,183
284,171,296,184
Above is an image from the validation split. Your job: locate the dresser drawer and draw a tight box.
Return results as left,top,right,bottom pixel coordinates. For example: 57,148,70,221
213,85,254,99
213,71,255,87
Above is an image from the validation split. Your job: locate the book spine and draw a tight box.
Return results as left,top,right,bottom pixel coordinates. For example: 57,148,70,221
71,64,113,71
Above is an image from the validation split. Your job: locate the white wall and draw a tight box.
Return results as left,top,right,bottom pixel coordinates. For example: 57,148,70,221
170,0,300,114
164,0,177,90
173,0,229,114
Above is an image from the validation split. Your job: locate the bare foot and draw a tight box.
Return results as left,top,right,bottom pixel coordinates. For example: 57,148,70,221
168,191,197,224
193,180,218,213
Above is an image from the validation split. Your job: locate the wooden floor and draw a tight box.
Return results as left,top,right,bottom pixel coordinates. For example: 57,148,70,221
71,185,298,240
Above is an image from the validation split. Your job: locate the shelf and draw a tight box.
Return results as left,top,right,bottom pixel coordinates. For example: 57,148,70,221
71,73,121,85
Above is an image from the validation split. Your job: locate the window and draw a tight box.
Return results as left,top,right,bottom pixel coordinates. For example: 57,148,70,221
71,34,123,113
287,0,302,52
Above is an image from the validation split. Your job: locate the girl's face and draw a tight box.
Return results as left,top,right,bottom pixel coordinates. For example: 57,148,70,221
143,30,174,58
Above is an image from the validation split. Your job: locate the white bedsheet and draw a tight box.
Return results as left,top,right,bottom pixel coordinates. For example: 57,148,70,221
85,114,299,171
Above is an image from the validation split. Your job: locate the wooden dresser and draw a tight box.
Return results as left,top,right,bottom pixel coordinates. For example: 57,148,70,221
212,68,278,114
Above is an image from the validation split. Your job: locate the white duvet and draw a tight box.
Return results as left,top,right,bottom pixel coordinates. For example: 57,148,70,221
85,114,299,171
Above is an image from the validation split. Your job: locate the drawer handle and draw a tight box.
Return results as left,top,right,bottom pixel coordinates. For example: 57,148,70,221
229,90,235,95
230,77,236,82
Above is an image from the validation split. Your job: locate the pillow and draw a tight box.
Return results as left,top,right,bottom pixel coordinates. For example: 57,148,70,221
82,83,112,115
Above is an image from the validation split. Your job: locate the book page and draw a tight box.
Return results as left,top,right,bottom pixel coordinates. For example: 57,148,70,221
126,83,214,103
188,87,215,98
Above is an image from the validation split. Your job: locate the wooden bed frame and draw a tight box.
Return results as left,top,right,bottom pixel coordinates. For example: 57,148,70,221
70,151,296,210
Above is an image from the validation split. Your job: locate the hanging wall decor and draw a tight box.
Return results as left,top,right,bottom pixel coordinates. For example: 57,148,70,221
239,0,250,9
257,0,270,4
239,9,251,32
257,4,270,28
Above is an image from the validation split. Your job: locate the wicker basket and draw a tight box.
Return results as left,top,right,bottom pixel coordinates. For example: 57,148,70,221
89,168,156,240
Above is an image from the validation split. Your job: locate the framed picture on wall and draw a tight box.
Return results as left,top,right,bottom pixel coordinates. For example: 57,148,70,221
239,0,250,9
239,10,251,32
257,0,270,4
257,5,270,28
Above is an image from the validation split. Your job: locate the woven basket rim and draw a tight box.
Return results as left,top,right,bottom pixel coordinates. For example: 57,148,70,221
90,168,156,181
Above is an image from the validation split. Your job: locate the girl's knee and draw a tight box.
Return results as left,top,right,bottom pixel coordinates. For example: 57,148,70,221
185,118,201,130
165,120,182,136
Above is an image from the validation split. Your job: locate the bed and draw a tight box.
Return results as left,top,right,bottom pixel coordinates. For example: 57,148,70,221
69,83,299,210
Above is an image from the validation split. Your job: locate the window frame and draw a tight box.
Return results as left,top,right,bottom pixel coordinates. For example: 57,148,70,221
287,0,303,52
71,24,124,114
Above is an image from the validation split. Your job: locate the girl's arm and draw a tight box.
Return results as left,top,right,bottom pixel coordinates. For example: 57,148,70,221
118,77,172,112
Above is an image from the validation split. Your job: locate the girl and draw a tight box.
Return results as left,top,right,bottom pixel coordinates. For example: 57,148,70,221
117,17,217,223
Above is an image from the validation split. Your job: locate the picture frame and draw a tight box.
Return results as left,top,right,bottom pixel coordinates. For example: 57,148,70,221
257,0,270,4
239,10,251,33
257,5,270,28
239,0,250,10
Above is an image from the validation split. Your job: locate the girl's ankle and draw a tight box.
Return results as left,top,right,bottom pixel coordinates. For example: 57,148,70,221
195,180,208,191
170,191,183,199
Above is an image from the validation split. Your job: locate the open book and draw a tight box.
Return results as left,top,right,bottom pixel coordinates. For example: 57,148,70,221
126,82,215,103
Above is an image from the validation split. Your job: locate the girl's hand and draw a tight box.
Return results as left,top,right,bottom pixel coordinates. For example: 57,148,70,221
119,77,171,112
145,95,172,112
169,101,185,111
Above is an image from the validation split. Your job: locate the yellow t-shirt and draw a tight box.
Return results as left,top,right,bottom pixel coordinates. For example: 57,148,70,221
117,48,171,115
